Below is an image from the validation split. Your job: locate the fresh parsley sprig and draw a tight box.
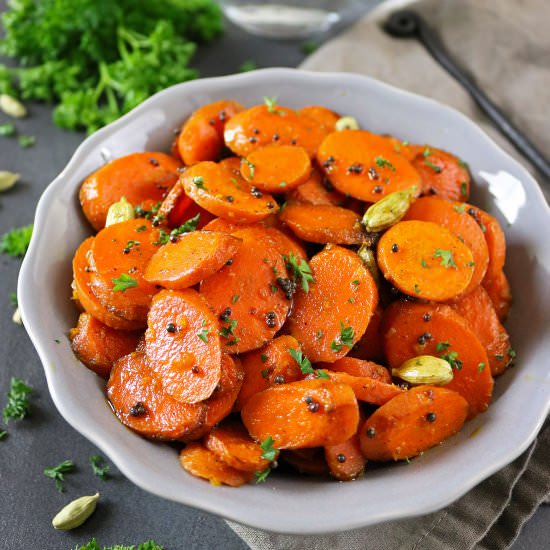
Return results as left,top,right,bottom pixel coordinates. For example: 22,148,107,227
3,377,32,423
112,273,138,292
0,224,33,257
90,454,110,481
44,459,75,492
283,253,315,293
289,348,330,380
330,322,355,352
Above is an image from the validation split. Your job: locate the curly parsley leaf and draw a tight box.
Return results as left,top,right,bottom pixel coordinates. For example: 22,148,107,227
0,224,33,257
283,253,314,293
434,248,457,269
289,348,330,379
3,377,32,423
260,436,277,462
90,454,110,480
331,322,355,352
374,156,396,171
73,538,164,550
44,459,75,492
112,273,138,292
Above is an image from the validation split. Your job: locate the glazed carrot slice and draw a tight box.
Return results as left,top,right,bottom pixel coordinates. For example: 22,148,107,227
287,244,378,363
382,301,493,418
318,356,391,383
145,289,222,404
377,220,475,301
70,313,141,378
279,203,366,245
318,371,404,405
181,161,278,222
348,306,385,363
179,442,253,487
199,226,291,354
288,167,347,206
298,105,340,130
325,434,366,481
240,145,312,192
317,130,422,202
224,103,330,158
89,219,161,323
72,238,144,330
177,100,244,165
404,196,489,295
144,230,243,289
482,269,512,322
451,286,512,376
241,379,359,449
107,352,206,440
157,182,216,229
234,335,303,411
80,152,181,230
281,448,329,475
205,420,275,473
359,385,469,461
411,147,471,201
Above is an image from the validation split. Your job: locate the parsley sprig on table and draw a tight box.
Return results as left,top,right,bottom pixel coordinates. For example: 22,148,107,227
3,377,32,423
74,539,164,550
43,459,75,492
90,454,110,481
0,224,33,257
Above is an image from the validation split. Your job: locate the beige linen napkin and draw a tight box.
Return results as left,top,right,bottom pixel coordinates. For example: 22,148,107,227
228,1,550,547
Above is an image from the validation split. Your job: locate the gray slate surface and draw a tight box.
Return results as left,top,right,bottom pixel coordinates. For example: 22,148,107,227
0,5,548,550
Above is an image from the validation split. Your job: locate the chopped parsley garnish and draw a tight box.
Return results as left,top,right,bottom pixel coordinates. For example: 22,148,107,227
283,252,314,293
414,284,421,294
0,430,7,441
112,273,138,292
260,436,277,461
239,60,257,72
302,41,318,55
478,362,486,372
0,223,33,257
263,96,283,114
135,225,147,232
124,240,140,250
453,204,466,214
243,158,255,179
330,322,354,352
0,123,15,136
423,148,432,158
436,341,451,352
424,159,442,173
374,156,396,171
460,182,468,197
347,297,355,303
135,201,161,220
466,261,476,267
434,248,457,269
43,459,75,492
421,258,429,268
440,350,462,371
260,369,269,379
219,318,238,339
90,454,110,480
74,539,164,550
18,134,35,148
153,230,170,246
289,348,328,379
193,176,207,190
352,280,360,286
3,377,32,423
197,326,210,343
9,292,18,307
169,214,201,239
255,468,271,483
260,353,268,363
231,294,240,304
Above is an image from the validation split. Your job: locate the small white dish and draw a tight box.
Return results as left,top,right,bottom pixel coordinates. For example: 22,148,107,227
19,68,550,534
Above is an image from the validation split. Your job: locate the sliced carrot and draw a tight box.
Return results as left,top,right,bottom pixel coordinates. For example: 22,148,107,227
287,244,378,362
404,196,489,295
234,335,303,411
72,238,144,330
224,103,330,158
288,167,347,206
281,448,329,475
80,152,181,230
280,203,366,245
325,434,366,481
88,219,161,323
179,442,253,487
199,226,291,354
359,385,468,461
318,356,391,383
240,145,311,192
348,306,385,363
317,130,422,202
177,99,244,165
145,289,222,404
382,301,493,418
181,161,278,222
411,147,471,201
298,105,340,130
241,378,359,449
144,230,243,289
482,269,512,322
451,286,511,376
377,220,475,301
70,313,141,378
107,352,206,440
205,420,275,473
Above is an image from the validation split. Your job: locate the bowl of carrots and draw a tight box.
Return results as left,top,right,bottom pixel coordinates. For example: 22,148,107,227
19,68,550,533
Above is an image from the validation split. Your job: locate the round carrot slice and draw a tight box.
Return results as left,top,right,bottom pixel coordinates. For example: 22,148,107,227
288,168,347,207
298,105,340,131
325,434,366,481
241,378,359,449
482,269,512,322
287,244,378,363
144,230,243,289
317,357,391,383
89,219,161,322
279,203,366,245
70,313,141,378
72,237,144,331
107,352,207,440
145,289,222,404
404,196,489,295
359,385,469,461
179,442,253,487
205,420,275,473
317,130,422,202
80,152,181,231
181,161,278,222
240,145,311,192
377,220,475,301
382,301,493,418
199,226,291,354
224,104,330,158
177,99,244,165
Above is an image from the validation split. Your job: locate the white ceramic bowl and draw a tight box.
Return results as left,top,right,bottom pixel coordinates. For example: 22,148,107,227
19,68,550,534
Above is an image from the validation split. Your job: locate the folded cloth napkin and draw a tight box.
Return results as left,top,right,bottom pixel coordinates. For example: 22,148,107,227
228,0,550,548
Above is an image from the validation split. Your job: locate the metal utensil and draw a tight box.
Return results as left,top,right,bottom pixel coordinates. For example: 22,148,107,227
383,10,550,182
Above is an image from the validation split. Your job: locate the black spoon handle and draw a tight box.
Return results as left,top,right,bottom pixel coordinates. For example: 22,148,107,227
384,11,550,182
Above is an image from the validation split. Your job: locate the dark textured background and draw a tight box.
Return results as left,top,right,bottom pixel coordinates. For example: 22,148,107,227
1,3,549,549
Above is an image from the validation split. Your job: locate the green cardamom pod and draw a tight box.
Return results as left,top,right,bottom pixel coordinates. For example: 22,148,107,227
357,244,381,286
0,94,27,118
362,186,417,233
105,196,135,226
392,356,454,386
335,115,360,131
52,492,100,530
